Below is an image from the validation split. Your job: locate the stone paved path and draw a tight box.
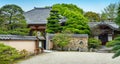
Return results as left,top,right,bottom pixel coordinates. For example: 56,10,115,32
18,52,120,64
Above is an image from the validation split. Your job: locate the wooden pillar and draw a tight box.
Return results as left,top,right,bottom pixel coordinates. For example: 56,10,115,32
34,38,39,55
112,30,115,39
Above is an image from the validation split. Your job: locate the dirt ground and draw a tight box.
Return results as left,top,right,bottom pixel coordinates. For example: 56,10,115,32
18,52,120,64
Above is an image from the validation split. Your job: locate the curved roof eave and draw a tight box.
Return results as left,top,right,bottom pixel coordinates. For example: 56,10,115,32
94,23,119,31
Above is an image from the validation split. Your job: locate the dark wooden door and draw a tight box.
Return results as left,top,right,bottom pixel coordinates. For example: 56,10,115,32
99,34,108,45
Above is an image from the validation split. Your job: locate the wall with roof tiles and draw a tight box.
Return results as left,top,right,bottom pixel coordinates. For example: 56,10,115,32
0,40,36,53
48,37,88,51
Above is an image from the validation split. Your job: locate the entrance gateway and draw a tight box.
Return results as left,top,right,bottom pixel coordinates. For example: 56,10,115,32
89,22,120,45
99,34,108,45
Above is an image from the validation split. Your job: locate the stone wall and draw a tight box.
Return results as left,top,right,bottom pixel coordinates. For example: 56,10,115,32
67,37,88,51
46,34,88,51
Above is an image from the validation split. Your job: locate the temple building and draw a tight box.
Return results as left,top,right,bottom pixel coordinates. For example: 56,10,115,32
89,22,120,45
24,7,120,49
24,7,51,36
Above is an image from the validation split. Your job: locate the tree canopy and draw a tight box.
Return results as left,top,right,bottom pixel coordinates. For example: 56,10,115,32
102,3,118,21
100,12,108,21
51,4,90,34
46,9,61,33
52,33,71,50
115,3,120,26
0,4,29,35
84,11,100,22
112,4,120,59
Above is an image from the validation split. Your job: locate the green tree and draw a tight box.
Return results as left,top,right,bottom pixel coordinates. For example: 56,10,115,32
111,37,120,58
0,4,29,35
52,33,71,50
0,43,22,64
112,4,120,58
115,3,120,26
0,9,7,31
102,3,118,21
88,38,101,49
46,9,61,33
84,11,100,22
52,4,90,34
100,12,108,21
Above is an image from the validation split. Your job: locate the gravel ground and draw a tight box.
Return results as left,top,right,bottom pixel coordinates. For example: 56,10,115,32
18,52,120,64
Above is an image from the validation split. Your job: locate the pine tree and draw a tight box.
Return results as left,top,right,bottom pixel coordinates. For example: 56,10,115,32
0,4,29,35
46,9,61,33
112,37,120,58
112,4,120,58
115,4,120,26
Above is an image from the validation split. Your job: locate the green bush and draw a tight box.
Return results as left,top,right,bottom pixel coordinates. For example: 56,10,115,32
52,33,71,50
20,49,29,58
111,37,120,58
88,38,101,49
107,37,120,47
0,43,22,64
106,40,116,47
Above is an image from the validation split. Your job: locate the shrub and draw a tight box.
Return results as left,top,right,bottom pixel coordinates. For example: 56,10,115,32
106,40,116,47
88,38,101,49
0,43,22,64
19,49,29,58
111,37,120,58
52,33,71,50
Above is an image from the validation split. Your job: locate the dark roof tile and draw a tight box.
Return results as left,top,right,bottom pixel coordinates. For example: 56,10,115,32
88,22,119,30
24,7,66,24
24,7,51,24
0,35,45,40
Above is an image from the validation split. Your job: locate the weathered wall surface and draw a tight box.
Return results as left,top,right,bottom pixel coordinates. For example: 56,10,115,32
46,34,88,51
67,37,88,51
0,40,36,53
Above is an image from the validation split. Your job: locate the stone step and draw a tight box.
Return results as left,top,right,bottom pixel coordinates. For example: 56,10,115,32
97,47,113,53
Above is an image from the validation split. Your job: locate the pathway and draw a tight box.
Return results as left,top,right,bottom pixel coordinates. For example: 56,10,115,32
18,52,120,64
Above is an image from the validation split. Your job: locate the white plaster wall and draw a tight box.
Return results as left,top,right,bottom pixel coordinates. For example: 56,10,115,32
0,40,36,53
39,41,42,47
94,36,98,39
108,34,112,41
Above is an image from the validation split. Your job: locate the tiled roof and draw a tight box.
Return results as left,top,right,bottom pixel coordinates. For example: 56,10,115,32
24,7,51,24
24,7,66,24
88,22,119,30
46,34,88,40
0,35,45,40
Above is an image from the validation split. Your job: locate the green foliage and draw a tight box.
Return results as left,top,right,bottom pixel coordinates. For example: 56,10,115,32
52,33,71,50
0,43,22,64
88,38,101,49
102,3,118,21
46,9,61,33
52,4,83,15
0,4,29,35
115,3,120,26
19,49,29,58
106,40,116,47
100,12,108,21
111,37,120,58
52,3,90,34
84,11,100,22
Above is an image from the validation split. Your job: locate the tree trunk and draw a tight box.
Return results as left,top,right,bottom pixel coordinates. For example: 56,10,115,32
9,13,12,30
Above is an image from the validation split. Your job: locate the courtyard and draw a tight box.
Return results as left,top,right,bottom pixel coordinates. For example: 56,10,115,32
18,52,120,64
